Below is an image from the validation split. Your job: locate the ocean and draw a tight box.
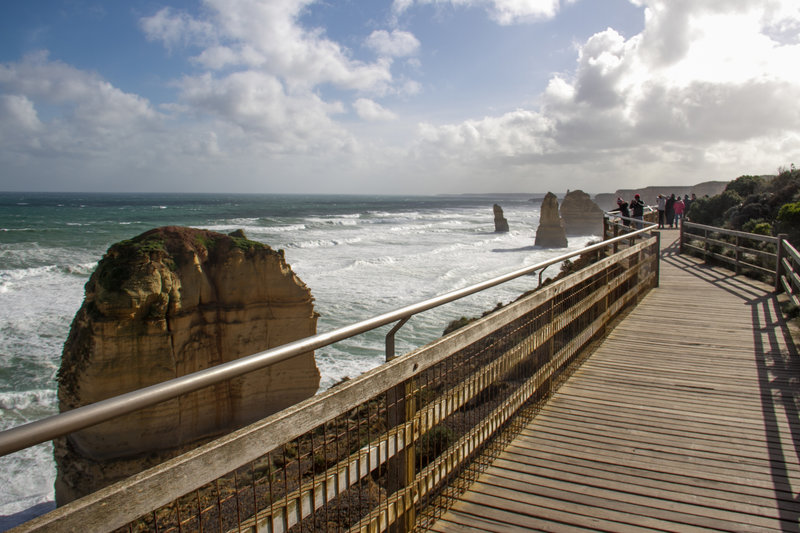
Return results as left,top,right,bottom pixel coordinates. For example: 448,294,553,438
0,192,600,526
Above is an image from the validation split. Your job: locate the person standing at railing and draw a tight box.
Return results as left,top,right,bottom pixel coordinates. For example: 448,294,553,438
656,194,666,229
674,196,685,226
631,194,645,229
665,193,676,228
616,197,631,227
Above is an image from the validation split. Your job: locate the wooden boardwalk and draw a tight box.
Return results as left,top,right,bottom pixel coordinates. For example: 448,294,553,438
431,231,800,532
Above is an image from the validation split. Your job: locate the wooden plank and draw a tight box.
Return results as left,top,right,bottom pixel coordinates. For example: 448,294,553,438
432,232,800,532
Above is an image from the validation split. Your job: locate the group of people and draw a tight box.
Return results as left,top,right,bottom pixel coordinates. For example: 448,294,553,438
614,193,697,230
614,194,646,229
656,193,695,229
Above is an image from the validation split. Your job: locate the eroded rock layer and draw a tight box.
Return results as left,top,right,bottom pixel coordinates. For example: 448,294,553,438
55,226,320,504
535,192,568,248
560,189,604,236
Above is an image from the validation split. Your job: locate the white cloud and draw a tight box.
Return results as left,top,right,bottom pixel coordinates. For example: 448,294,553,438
366,30,421,58
144,0,395,93
392,0,561,25
140,7,217,52
409,0,800,189
353,98,398,121
0,51,161,153
0,94,41,132
177,70,348,151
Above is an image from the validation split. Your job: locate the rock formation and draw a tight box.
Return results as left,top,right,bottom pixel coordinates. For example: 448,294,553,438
55,226,320,504
493,204,510,233
535,192,568,248
560,190,604,236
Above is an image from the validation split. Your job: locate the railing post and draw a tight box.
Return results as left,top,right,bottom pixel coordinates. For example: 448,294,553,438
703,228,709,262
776,234,787,293
386,317,413,532
735,234,741,275
613,224,619,254
654,230,661,288
679,218,684,254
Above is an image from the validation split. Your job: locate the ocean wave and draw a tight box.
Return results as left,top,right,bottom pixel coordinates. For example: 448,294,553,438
266,224,307,233
305,217,359,227
0,389,57,411
286,237,363,249
346,256,397,269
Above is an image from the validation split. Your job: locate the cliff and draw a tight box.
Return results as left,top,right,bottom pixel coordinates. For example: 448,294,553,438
560,190,603,236
594,181,728,210
535,192,568,248
55,226,320,504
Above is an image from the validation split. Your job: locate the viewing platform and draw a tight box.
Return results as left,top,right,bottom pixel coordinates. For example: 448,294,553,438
5,220,800,533
432,232,800,532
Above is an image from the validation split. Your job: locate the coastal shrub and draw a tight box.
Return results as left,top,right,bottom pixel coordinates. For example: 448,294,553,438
777,202,800,245
725,175,764,198
741,219,772,236
687,190,742,226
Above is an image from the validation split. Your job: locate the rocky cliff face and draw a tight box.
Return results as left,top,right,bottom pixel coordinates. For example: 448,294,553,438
560,190,604,236
595,181,729,210
55,226,320,505
535,192,568,248
493,204,510,233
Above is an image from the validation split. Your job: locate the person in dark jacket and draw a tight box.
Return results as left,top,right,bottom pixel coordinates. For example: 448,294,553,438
616,197,630,227
665,194,676,228
630,194,645,229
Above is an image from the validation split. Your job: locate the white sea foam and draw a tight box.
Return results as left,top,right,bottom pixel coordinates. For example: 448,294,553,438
0,390,57,412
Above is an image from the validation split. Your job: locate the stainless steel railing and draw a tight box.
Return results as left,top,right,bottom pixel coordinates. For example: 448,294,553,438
13,218,661,533
0,218,657,458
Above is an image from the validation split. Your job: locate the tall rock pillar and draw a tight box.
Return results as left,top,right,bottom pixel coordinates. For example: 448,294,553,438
535,192,568,248
55,226,320,504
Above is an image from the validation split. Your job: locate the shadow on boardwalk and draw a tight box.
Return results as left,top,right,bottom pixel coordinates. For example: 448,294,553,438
431,231,800,532
663,233,800,531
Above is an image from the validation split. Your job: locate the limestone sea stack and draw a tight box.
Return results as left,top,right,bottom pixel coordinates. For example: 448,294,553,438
560,189,604,236
55,226,320,504
493,204,510,233
535,192,568,248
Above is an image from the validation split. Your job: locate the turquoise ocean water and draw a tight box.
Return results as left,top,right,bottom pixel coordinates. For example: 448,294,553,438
0,192,599,527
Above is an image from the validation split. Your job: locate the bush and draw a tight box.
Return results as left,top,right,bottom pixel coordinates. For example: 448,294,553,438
725,175,764,198
777,202,800,245
741,219,772,236
687,190,742,226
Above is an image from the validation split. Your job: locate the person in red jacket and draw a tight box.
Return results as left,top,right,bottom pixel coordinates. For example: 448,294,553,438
673,196,685,226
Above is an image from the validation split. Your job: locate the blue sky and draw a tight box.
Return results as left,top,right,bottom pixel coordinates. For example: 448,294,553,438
1,1,799,194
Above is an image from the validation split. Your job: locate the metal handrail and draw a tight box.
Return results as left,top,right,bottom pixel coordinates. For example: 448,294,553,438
0,217,657,457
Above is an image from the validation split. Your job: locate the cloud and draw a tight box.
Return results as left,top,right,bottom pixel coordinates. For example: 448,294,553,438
0,51,161,153
353,98,398,121
143,0,395,93
140,7,217,52
177,70,349,151
366,30,421,58
392,0,561,25
0,94,41,132
412,0,800,188
136,0,413,157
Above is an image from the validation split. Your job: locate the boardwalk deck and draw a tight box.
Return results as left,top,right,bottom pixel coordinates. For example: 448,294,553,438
430,231,800,532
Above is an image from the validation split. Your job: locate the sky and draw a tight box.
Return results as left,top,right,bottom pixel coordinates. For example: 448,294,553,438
1,0,799,195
